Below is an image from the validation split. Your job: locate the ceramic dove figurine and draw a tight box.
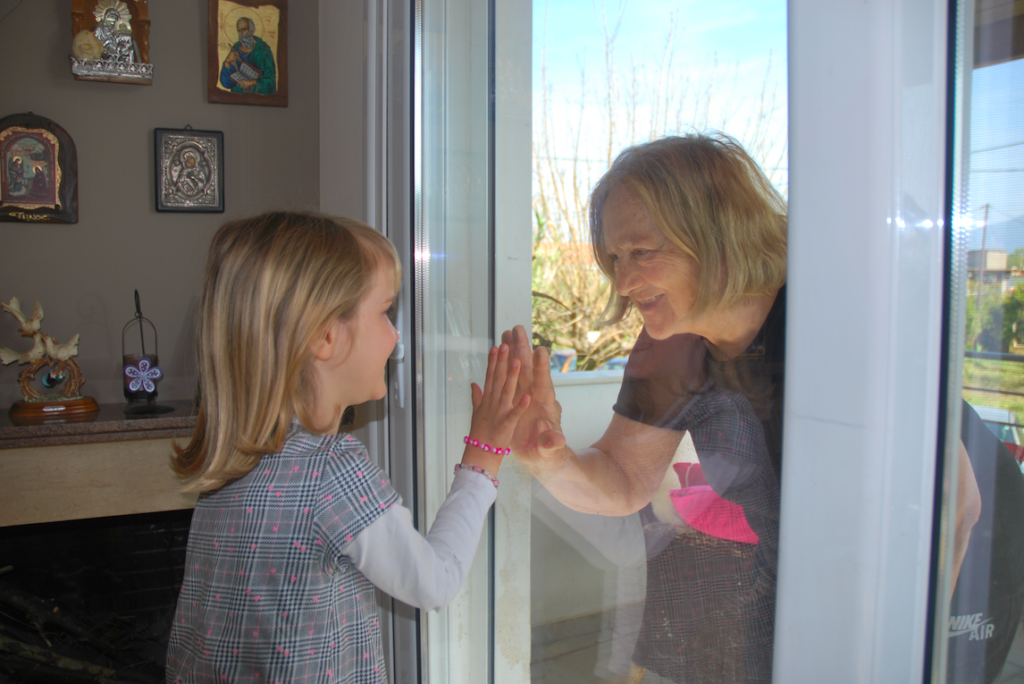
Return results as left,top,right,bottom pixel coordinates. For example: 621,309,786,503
1,297,87,401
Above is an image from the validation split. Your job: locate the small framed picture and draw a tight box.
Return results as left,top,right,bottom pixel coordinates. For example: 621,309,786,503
207,0,288,107
154,128,224,213
0,112,78,224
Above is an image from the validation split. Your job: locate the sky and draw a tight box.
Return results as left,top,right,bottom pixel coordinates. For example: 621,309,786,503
532,0,1022,254
966,58,1024,251
532,0,789,193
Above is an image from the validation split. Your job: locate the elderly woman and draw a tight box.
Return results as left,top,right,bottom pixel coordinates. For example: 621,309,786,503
508,133,785,505
510,133,984,684
505,133,786,683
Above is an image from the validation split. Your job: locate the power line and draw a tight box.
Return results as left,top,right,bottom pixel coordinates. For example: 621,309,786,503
971,140,1024,154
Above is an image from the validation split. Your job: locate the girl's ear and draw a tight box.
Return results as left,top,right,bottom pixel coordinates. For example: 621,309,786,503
313,318,348,361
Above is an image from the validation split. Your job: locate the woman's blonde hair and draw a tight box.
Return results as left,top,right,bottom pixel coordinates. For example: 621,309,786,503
172,211,401,493
590,133,787,323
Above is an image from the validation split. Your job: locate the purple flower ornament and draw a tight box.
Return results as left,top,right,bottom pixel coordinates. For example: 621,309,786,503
124,356,162,392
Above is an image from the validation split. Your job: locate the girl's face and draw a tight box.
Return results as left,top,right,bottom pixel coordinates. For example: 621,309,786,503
327,268,399,408
602,185,702,340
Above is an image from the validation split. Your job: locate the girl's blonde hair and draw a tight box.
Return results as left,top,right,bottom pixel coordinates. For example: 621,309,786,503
589,133,787,323
172,211,401,493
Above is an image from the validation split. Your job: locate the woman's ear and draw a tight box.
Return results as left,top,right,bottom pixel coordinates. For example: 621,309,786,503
313,318,348,361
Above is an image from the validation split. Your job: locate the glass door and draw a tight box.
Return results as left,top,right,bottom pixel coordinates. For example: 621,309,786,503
370,0,1024,680
411,0,534,681
930,0,1024,682
412,0,793,681
527,3,788,683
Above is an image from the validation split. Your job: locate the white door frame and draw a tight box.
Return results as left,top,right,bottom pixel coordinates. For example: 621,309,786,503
776,0,954,681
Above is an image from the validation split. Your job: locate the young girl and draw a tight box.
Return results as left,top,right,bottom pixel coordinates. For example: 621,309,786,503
166,212,529,683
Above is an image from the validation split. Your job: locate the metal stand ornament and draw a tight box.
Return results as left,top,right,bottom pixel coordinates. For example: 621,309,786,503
122,290,172,415
1,297,99,424
70,0,153,85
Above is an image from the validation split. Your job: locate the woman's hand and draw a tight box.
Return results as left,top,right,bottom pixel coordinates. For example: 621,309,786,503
497,327,685,516
499,325,569,476
463,344,531,475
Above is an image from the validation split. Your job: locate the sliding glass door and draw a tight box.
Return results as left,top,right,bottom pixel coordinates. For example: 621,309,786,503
363,0,1021,681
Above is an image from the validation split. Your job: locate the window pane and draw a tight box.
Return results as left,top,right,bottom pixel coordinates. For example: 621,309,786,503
937,1,1024,681
417,0,494,680
526,2,788,682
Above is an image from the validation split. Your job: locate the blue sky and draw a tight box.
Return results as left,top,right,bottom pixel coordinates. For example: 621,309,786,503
967,58,1024,251
534,0,786,82
532,1,1023,249
533,0,789,191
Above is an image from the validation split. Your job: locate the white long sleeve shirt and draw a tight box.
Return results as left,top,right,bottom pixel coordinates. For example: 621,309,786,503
342,468,497,611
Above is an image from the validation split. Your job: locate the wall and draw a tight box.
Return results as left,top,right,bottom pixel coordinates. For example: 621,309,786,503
0,0,322,407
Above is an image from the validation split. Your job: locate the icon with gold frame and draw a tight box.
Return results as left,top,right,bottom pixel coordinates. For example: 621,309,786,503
0,113,78,224
207,0,288,107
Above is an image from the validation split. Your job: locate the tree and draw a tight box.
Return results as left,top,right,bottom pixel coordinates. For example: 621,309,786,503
1008,248,1024,272
531,210,642,369
966,287,1004,351
1003,287,1024,351
531,4,788,368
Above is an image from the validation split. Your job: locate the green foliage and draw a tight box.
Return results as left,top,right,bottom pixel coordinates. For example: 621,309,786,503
962,283,1024,353
963,358,1024,426
531,208,641,369
1008,248,1024,271
1003,287,1024,351
965,287,1005,351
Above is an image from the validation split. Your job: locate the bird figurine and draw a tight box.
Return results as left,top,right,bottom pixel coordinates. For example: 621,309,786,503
0,298,44,336
1,296,88,401
43,333,80,362
0,335,45,366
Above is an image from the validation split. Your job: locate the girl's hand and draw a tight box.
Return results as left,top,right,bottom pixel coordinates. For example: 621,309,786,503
464,344,531,474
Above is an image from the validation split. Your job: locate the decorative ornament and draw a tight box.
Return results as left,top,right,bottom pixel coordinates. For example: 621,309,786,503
69,0,153,85
72,31,103,60
121,290,173,415
1,296,99,424
125,356,161,393
92,0,131,26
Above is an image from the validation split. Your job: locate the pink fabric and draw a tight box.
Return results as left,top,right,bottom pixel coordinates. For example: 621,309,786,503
669,463,759,545
672,462,707,487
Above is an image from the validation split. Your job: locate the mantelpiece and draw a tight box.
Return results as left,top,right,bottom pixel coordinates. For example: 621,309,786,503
0,402,198,527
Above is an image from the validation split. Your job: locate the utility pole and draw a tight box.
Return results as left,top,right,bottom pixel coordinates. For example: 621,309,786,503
977,203,990,317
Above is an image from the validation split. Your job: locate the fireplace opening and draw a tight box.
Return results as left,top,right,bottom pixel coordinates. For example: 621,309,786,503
0,508,193,683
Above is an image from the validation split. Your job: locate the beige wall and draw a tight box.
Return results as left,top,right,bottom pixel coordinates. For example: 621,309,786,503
0,0,326,407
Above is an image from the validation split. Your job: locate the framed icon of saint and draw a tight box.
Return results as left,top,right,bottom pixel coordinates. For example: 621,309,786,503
154,127,225,213
207,0,288,107
0,113,78,224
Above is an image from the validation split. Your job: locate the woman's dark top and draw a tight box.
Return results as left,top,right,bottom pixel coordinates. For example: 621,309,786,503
612,287,786,683
948,401,1024,684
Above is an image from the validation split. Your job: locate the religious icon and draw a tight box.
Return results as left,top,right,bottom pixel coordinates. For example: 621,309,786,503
4,135,57,208
207,0,288,107
69,0,153,85
0,113,78,224
155,127,225,212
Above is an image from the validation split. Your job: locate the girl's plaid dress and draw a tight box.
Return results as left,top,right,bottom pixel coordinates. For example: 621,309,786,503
167,426,400,684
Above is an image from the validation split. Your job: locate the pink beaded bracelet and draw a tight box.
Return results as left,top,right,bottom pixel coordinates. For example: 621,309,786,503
463,435,511,456
454,463,499,488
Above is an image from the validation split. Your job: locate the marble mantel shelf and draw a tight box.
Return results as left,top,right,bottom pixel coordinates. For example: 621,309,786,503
0,400,197,450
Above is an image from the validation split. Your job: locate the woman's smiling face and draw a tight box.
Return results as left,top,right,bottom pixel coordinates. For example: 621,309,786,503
601,184,702,340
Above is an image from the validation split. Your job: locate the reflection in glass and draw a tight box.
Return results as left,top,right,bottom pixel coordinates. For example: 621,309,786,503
518,133,785,683
938,1,1024,682
530,1,787,373
524,5,788,682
